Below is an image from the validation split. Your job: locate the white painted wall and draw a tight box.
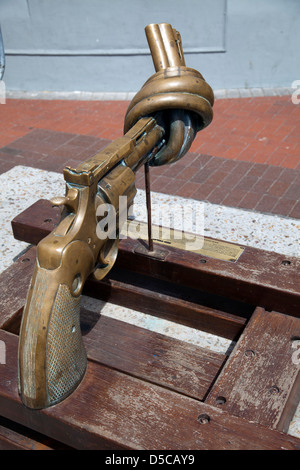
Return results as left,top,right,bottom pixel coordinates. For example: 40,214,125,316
1,0,299,93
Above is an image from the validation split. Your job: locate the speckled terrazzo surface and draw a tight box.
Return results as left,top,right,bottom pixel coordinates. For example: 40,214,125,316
0,165,299,437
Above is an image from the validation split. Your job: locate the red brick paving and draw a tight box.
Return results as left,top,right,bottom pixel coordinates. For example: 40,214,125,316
1,95,300,168
0,95,299,218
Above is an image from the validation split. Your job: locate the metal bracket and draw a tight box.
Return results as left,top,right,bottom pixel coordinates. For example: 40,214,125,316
134,243,168,260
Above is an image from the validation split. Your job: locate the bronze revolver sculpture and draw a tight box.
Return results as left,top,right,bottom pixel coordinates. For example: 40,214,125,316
18,23,214,409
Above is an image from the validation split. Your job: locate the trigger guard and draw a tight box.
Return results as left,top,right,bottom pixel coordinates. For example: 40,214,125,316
93,238,119,281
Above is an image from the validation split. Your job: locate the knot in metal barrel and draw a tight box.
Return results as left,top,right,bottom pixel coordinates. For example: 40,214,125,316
124,66,214,165
123,23,214,166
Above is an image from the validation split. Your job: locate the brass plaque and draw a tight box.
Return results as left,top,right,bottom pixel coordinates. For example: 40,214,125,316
121,220,244,262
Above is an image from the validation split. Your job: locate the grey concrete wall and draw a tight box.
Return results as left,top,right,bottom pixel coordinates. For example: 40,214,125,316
1,0,299,93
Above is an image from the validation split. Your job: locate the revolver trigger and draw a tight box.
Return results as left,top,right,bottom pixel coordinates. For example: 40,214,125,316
93,238,119,280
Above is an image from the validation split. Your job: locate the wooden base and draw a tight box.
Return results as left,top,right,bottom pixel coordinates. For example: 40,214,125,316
0,199,299,450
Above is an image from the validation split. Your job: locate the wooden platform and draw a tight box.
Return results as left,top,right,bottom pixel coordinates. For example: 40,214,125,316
0,199,299,450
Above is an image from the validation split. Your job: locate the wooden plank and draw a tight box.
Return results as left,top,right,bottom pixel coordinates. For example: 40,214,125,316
0,417,72,450
81,310,226,400
11,199,61,246
0,424,53,450
1,329,300,450
117,237,300,317
0,247,35,331
84,270,248,341
11,199,300,316
205,307,300,432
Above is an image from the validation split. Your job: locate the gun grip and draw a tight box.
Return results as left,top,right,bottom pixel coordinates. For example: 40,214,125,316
18,264,87,409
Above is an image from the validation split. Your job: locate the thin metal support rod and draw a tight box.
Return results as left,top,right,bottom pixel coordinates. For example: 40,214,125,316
144,161,153,252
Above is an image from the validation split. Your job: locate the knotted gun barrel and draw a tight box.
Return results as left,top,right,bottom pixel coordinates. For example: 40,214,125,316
124,23,214,165
18,23,214,409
